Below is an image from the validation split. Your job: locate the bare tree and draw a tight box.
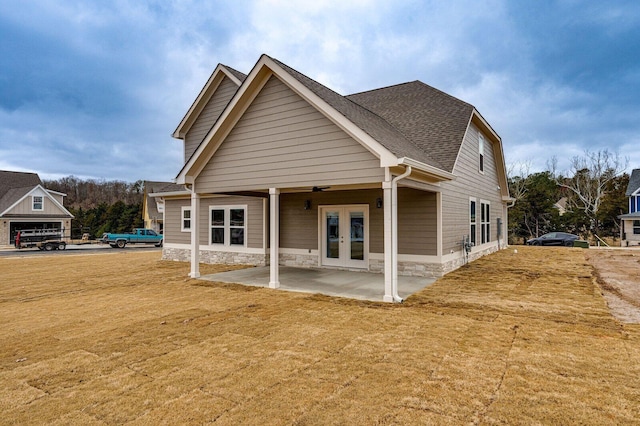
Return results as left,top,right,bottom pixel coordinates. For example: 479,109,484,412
550,149,628,234
507,161,531,204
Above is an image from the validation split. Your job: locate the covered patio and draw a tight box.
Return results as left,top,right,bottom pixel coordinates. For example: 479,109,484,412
199,266,436,302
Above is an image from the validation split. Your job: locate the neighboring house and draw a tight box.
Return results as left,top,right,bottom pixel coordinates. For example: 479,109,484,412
154,54,511,302
0,170,74,246
142,181,172,233
619,168,640,246
144,181,188,233
554,197,568,216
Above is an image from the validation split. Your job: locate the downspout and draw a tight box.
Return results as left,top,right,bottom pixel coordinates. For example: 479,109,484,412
391,166,412,303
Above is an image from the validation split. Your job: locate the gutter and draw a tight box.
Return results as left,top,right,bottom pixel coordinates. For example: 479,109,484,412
391,165,412,303
398,157,455,181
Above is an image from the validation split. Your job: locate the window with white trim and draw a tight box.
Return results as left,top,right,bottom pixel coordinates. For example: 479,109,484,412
181,207,191,232
209,206,246,246
32,195,43,211
634,220,640,235
469,198,477,246
481,201,490,244
478,134,485,173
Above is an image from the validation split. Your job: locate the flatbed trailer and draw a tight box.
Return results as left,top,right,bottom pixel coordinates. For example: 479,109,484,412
15,229,67,251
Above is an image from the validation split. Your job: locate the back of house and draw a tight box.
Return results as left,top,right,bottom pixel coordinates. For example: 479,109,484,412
152,54,511,302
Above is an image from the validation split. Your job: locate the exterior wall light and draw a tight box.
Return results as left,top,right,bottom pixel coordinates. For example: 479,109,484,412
304,200,311,210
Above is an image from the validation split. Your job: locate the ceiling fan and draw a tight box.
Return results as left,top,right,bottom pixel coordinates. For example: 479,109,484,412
312,186,330,192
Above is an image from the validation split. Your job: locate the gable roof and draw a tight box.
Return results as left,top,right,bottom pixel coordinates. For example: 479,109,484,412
176,54,507,189
172,64,247,139
626,169,640,196
270,58,446,171
0,170,43,214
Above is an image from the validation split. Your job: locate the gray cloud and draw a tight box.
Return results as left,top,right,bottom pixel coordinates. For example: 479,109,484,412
0,0,638,182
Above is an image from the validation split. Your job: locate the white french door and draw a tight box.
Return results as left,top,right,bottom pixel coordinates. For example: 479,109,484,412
320,205,368,268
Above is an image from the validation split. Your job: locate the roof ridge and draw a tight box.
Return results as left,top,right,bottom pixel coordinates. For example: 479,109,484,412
348,80,473,109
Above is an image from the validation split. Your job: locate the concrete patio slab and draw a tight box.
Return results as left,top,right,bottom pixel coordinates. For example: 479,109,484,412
199,266,436,302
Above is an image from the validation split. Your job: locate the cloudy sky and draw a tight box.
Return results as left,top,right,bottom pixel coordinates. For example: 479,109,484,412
1,0,639,182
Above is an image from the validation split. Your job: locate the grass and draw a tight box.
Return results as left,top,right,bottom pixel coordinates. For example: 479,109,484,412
0,247,638,424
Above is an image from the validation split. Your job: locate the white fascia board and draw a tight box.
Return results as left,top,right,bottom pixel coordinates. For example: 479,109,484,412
398,157,455,181
172,64,243,139
178,54,401,184
46,189,67,197
176,58,272,184
632,188,640,196
264,57,398,167
148,191,190,198
1,185,74,218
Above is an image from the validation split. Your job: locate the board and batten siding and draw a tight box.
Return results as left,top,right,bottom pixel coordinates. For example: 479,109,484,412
440,123,504,253
184,76,239,162
279,188,436,256
196,75,384,193
8,193,68,216
164,196,264,248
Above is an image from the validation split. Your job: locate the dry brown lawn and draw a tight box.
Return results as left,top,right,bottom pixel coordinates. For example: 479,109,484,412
0,247,638,424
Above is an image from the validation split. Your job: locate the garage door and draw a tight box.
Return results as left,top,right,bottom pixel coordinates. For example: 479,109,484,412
9,222,61,245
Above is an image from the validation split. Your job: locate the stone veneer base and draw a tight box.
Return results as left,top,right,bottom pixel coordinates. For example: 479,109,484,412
162,247,266,266
162,247,505,279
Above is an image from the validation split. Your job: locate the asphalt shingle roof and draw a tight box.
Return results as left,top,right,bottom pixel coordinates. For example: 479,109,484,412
626,169,640,196
346,82,474,172
223,65,247,83
270,57,449,171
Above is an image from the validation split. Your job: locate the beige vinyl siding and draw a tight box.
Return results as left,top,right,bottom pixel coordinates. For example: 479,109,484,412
9,195,68,216
398,188,437,255
196,75,384,193
441,123,504,253
279,188,436,255
184,77,239,162
164,198,191,245
164,196,264,248
201,196,264,248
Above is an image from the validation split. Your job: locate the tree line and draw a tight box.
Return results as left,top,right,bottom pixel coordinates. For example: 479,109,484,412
508,150,629,244
44,176,145,238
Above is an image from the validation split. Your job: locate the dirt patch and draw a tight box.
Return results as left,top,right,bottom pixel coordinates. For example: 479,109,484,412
585,248,640,324
0,248,638,424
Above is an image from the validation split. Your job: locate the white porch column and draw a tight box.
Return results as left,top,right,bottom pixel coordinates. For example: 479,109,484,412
269,188,280,288
189,190,200,278
382,181,393,302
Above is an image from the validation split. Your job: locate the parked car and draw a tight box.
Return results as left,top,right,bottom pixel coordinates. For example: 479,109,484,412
100,228,163,248
526,232,579,247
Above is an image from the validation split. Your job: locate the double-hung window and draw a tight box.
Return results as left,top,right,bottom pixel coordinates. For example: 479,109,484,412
633,220,640,235
32,195,43,211
181,207,191,232
210,206,246,246
469,198,477,246
480,201,490,244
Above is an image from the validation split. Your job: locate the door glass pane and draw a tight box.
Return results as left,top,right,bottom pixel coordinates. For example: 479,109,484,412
350,211,364,260
326,211,340,259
